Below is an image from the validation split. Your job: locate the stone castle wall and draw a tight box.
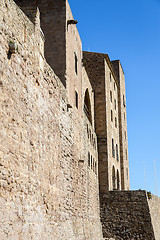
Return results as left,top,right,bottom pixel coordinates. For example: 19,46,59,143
1,1,160,240
0,0,103,239
100,191,155,240
148,194,160,240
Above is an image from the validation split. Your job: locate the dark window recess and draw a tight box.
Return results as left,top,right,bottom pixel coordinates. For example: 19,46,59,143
115,117,117,128
112,138,115,158
114,99,116,110
95,161,97,175
110,91,112,102
112,166,116,190
111,110,113,122
88,152,90,167
75,53,78,74
116,144,119,161
75,91,78,108
123,94,126,107
110,72,112,81
84,89,92,124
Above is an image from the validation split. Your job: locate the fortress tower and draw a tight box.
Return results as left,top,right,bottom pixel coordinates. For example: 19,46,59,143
83,52,130,193
15,0,83,114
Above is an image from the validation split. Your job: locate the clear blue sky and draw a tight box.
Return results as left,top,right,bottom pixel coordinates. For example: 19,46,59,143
69,0,160,196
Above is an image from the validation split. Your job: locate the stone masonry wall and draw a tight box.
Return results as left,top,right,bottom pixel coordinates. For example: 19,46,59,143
111,61,130,190
83,52,109,194
15,0,67,86
0,1,103,239
100,191,155,240
148,194,160,240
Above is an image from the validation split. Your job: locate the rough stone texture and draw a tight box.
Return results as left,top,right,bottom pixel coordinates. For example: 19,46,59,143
100,191,156,240
1,0,159,240
15,0,67,86
0,0,103,239
148,194,160,240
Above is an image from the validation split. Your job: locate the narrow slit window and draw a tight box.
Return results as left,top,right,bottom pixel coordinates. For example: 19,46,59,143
116,144,119,161
88,152,90,167
112,138,115,158
111,110,113,122
75,91,78,109
75,53,78,75
115,117,117,128
114,99,116,110
110,91,112,102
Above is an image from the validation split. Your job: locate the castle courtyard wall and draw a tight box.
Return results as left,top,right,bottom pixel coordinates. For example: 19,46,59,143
0,1,103,239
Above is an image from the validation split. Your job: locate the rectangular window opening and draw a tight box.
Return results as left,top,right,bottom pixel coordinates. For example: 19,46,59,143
75,53,78,75
75,91,78,109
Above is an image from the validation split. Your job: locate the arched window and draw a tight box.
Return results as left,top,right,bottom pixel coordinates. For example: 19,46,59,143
84,89,92,124
112,166,116,190
117,170,120,190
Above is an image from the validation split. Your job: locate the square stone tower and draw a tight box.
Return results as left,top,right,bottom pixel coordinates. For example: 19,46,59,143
15,0,83,113
83,52,130,193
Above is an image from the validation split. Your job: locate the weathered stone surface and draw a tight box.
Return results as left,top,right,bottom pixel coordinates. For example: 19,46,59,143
0,0,103,239
100,191,156,240
1,0,160,240
148,194,160,240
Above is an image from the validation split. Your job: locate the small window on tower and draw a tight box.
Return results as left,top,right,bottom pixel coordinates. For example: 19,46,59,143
115,117,117,128
111,110,113,122
75,53,78,75
112,138,115,158
114,99,116,110
110,91,112,102
75,91,78,109
88,152,90,167
123,94,126,107
116,144,119,161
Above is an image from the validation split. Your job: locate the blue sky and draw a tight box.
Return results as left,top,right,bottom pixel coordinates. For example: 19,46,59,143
69,0,160,196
